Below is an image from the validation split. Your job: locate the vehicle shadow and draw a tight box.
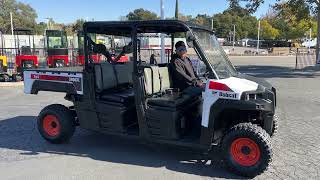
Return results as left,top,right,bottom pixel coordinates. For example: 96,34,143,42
0,116,246,179
236,65,320,79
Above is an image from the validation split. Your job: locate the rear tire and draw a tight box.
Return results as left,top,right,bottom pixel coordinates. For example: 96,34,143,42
37,104,76,144
222,123,272,177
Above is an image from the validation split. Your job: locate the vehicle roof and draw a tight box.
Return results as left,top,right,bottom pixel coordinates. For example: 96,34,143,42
13,28,33,33
46,30,67,33
84,20,212,36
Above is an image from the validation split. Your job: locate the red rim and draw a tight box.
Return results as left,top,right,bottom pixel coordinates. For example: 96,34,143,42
43,115,61,137
230,138,261,166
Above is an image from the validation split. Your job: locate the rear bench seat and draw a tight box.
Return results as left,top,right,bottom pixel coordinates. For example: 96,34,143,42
94,62,134,105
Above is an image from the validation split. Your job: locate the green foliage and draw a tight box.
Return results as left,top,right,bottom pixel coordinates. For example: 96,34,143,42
0,0,38,33
268,2,317,40
212,10,258,39
126,8,159,20
260,20,279,39
275,0,318,20
227,0,265,14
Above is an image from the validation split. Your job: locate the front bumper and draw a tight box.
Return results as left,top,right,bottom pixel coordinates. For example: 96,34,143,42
240,87,276,134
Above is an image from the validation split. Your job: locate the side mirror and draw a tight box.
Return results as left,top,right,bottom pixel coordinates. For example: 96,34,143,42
186,31,196,48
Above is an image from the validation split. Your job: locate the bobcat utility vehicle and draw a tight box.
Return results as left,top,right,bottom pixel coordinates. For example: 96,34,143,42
13,28,39,81
24,20,278,177
0,28,9,82
45,30,69,68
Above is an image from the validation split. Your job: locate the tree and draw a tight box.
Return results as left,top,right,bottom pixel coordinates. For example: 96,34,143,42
275,0,320,61
126,8,159,20
191,14,212,28
212,10,258,39
227,0,265,14
72,19,85,32
260,20,279,39
0,0,38,33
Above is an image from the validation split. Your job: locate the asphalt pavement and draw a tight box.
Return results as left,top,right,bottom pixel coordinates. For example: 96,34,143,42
0,56,320,180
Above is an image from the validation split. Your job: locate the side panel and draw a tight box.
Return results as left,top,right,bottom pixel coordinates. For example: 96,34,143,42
24,70,83,95
201,77,258,127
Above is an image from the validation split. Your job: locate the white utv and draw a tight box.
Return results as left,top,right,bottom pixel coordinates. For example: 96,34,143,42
24,20,277,177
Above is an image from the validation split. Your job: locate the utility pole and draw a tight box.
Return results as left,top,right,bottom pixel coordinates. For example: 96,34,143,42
10,12,15,55
211,18,214,31
309,28,312,53
175,0,179,20
257,20,261,54
233,24,236,50
160,0,165,63
316,4,320,64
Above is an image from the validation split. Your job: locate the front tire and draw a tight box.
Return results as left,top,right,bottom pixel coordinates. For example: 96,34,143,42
222,123,272,177
37,104,76,144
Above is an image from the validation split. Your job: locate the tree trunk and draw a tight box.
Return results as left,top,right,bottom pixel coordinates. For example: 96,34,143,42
316,4,320,64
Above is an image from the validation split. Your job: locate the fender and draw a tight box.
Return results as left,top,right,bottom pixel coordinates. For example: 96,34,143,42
24,70,83,95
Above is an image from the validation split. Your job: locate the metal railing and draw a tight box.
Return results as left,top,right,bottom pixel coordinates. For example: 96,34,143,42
295,48,316,69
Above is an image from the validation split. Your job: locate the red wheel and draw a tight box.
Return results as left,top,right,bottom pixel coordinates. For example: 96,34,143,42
222,123,272,177
230,138,261,166
38,104,76,144
43,115,61,137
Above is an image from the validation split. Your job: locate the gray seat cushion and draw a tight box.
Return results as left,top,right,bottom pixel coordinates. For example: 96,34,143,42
95,62,133,93
144,66,172,96
100,89,134,105
147,92,198,108
95,63,117,92
115,62,133,85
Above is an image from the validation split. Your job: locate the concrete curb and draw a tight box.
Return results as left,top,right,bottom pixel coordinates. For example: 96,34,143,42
0,82,24,87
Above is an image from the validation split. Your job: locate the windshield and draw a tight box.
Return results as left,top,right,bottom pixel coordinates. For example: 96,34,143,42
192,29,237,79
47,31,68,49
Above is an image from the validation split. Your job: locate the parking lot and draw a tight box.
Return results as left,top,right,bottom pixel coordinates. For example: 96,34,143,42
0,56,320,180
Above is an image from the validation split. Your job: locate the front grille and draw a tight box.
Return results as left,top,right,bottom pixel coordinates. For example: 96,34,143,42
242,92,264,101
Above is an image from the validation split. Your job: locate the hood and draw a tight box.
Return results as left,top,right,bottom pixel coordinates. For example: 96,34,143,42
237,73,273,89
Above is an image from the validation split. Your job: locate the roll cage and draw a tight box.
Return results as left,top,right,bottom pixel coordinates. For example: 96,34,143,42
83,20,216,79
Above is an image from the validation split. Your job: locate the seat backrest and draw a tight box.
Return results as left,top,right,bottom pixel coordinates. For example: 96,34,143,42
144,66,161,95
21,46,32,55
144,65,172,96
95,61,134,93
158,66,171,91
94,62,117,92
114,61,133,85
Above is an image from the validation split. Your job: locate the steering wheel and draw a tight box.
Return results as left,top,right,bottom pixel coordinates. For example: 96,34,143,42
202,70,210,80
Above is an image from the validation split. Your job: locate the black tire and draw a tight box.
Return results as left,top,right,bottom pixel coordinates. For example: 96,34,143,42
222,123,272,177
37,104,76,144
12,74,22,82
0,74,5,82
3,74,10,82
270,114,279,137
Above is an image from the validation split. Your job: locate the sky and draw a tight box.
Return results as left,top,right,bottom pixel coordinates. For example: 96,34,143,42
18,0,277,24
